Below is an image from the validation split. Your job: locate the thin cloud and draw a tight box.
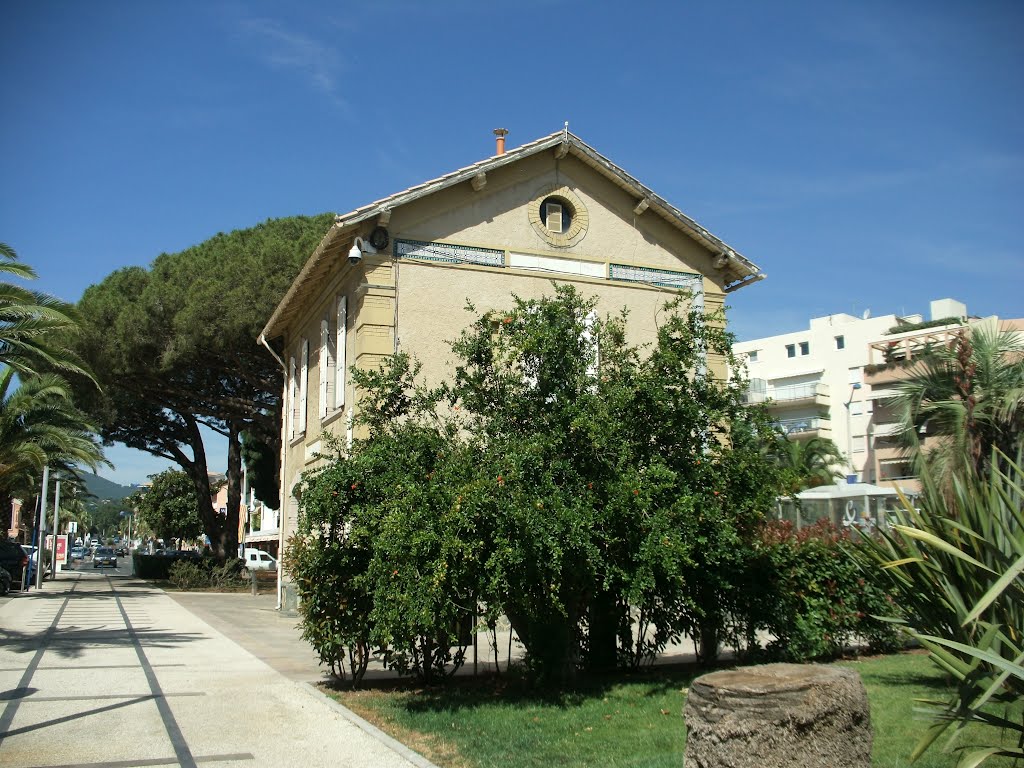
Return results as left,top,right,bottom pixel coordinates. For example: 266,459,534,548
237,18,346,107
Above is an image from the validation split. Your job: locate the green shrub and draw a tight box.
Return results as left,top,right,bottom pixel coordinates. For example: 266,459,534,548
748,519,903,662
168,559,208,590
209,558,247,588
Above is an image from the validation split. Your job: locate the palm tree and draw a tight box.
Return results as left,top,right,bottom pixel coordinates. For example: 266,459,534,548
893,323,1024,478
0,366,108,533
768,434,845,494
0,242,89,378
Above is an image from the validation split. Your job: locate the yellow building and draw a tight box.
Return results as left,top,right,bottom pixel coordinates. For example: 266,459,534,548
259,128,765,600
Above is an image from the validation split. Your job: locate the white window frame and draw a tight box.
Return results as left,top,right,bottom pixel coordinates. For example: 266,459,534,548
319,317,335,420
298,338,309,436
288,356,298,441
335,296,347,410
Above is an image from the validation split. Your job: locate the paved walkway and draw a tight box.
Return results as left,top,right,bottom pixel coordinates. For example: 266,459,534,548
0,569,437,768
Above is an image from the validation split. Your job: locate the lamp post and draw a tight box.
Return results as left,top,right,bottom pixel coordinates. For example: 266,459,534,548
844,383,863,482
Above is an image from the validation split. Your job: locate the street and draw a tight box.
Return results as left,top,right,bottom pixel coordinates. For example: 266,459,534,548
0,569,435,768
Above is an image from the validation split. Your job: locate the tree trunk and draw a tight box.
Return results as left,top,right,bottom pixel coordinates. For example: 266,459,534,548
223,422,242,560
0,491,12,537
586,589,619,672
684,663,872,768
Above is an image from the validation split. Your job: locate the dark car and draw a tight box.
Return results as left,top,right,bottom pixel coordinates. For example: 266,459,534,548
93,547,117,568
115,546,128,557
0,540,29,588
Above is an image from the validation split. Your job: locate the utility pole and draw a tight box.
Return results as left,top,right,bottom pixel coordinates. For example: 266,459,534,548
50,480,61,580
35,465,49,590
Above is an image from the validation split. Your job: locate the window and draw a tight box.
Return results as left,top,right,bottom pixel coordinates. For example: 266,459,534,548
319,317,334,420
298,338,309,436
786,344,796,358
748,350,758,362
288,356,298,440
335,296,347,410
835,335,845,350
540,197,571,233
799,341,809,356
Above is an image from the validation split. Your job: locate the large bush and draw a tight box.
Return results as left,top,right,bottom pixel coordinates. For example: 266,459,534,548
746,520,903,662
288,287,787,685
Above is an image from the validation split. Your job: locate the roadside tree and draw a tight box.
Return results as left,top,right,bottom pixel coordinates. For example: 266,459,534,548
130,469,204,546
69,214,333,558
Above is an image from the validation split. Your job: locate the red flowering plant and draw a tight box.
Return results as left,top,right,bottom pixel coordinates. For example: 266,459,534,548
741,518,903,662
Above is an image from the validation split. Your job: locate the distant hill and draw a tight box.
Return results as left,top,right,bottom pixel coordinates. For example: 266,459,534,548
82,473,137,505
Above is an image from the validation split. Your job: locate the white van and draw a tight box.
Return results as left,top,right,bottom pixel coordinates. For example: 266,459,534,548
242,548,277,572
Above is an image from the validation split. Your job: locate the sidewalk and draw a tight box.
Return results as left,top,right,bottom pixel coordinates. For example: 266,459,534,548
0,570,437,768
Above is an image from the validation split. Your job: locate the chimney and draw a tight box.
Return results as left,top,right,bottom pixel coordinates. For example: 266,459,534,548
493,128,508,156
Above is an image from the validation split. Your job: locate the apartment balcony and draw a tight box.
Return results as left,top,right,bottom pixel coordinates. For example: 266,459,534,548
871,422,904,439
745,381,829,409
864,325,963,386
774,417,832,440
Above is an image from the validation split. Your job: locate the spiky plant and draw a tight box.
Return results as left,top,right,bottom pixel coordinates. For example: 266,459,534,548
857,448,1023,766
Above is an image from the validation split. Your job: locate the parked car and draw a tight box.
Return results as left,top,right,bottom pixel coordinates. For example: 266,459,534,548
0,565,10,595
242,548,277,572
0,540,27,588
93,547,117,568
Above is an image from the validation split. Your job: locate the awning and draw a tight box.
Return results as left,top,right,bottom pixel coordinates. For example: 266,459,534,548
796,482,898,501
244,531,280,544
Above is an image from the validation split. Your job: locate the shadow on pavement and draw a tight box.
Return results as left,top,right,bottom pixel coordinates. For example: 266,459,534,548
0,625,206,659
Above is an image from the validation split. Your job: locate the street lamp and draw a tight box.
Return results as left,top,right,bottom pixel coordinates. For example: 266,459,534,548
844,383,863,482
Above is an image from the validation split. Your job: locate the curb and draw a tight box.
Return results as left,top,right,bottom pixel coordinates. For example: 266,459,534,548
298,681,443,768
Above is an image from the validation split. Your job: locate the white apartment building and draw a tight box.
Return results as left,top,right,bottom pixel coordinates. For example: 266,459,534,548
733,298,970,488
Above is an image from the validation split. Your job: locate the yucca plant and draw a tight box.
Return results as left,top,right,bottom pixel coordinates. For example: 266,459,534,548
857,447,1024,767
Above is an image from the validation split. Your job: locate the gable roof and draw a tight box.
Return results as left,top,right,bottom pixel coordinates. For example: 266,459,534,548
261,129,764,341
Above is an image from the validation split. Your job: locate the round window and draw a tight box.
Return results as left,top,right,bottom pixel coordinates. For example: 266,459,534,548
539,196,573,234
527,185,589,247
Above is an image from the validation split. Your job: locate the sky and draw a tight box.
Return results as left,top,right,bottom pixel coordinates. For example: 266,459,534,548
1,0,1021,485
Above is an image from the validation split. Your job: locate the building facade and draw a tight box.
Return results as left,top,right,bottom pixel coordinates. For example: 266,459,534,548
734,298,1016,493
260,129,765,604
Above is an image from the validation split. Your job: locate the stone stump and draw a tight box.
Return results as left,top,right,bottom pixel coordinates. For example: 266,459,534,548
683,663,871,768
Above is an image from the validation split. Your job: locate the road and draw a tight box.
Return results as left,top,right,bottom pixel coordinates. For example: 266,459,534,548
0,568,436,768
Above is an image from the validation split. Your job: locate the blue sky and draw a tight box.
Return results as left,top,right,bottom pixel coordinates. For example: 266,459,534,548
2,1,1021,484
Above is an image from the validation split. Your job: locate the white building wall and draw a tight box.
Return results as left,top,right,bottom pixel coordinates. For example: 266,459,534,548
734,311,901,481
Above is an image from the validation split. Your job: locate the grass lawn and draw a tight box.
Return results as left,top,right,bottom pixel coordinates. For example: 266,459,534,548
328,651,1022,768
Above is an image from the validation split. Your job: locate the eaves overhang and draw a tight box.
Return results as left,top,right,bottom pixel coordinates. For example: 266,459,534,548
260,130,765,342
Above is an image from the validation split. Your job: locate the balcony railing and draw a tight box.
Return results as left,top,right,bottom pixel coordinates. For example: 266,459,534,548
774,417,831,436
744,381,828,405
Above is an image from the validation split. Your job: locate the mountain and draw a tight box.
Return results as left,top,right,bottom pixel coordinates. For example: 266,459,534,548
82,473,137,505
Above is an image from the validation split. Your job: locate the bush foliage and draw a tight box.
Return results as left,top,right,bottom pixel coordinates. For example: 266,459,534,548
288,286,897,685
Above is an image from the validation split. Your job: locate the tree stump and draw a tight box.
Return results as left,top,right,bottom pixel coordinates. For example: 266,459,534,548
683,663,871,768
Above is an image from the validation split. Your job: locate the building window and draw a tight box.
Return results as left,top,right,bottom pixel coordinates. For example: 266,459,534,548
748,350,758,362
786,344,796,358
288,356,298,440
835,335,845,350
319,317,334,420
799,341,810,356
298,338,309,436
335,296,347,410
541,198,569,233
528,185,589,246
